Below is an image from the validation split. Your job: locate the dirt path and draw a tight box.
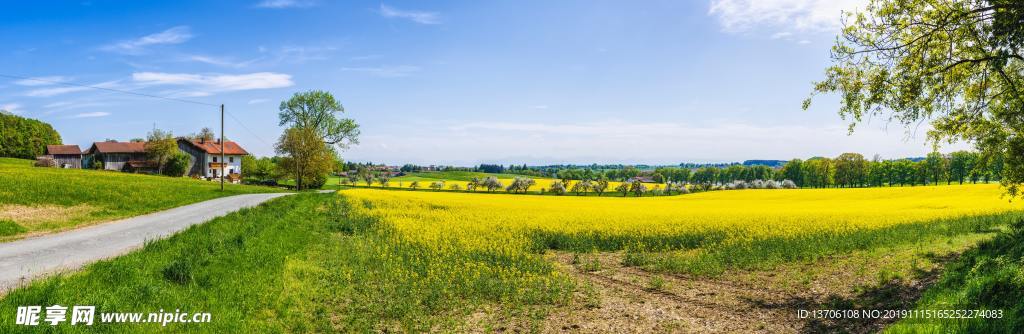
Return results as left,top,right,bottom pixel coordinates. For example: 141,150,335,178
535,250,950,333
0,193,293,292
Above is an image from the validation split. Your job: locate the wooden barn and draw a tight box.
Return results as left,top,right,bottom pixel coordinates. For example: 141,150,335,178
44,145,83,168
82,141,154,172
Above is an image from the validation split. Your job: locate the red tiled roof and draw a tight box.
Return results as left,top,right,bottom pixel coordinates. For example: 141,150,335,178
89,141,146,154
181,139,248,155
46,145,82,155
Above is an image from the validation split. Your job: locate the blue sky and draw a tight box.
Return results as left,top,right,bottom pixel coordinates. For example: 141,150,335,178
0,0,964,165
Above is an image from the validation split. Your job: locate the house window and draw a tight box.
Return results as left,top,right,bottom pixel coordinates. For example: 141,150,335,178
213,156,218,162
229,157,234,163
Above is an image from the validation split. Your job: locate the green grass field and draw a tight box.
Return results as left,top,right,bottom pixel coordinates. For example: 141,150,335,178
0,158,280,240
0,193,567,332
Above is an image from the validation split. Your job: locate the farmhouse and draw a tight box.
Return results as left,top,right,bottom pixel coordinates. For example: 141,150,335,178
44,145,82,168
83,141,156,172
177,138,248,180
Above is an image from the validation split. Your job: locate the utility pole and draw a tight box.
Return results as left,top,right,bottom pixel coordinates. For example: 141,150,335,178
220,104,225,191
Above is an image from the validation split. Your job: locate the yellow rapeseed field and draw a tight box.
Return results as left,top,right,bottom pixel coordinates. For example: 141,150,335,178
341,184,1023,274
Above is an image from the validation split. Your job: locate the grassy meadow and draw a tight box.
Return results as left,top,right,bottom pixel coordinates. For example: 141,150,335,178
1,184,1020,331
0,158,280,240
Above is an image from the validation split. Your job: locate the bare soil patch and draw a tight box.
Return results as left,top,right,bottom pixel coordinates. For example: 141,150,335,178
527,234,989,333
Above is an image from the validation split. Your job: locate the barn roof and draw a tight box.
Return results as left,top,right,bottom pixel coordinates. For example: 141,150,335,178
87,141,146,154
46,145,82,155
179,139,248,155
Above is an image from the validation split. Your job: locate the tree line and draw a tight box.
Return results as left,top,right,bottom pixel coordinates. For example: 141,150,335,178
0,112,62,159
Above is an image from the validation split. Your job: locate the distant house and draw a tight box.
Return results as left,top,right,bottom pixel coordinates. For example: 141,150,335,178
626,176,656,183
177,138,248,179
44,145,82,168
83,141,154,172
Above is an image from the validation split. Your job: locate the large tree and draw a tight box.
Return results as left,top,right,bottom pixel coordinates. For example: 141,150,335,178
275,127,336,190
806,0,1024,196
145,128,178,172
278,90,360,149
0,112,61,159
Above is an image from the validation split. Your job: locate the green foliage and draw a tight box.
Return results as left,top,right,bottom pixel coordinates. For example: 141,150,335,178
807,0,1024,197
161,152,190,177
144,128,178,170
887,219,1024,333
0,113,61,159
0,219,27,237
276,127,337,191
278,90,360,149
242,155,276,181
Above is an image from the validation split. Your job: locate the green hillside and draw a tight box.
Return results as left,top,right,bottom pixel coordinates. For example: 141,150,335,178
0,158,281,240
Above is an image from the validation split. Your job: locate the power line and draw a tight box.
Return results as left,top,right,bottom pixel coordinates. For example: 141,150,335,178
225,110,274,147
1,72,274,148
0,73,219,107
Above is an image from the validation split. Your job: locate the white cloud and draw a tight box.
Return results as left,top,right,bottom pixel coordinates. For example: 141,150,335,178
0,103,23,114
530,105,550,110
102,26,193,55
132,72,294,92
344,119,966,165
24,80,119,97
255,0,315,8
69,111,110,118
44,101,73,108
25,86,91,97
340,65,420,78
184,55,258,68
379,4,440,25
13,76,70,86
248,98,270,104
709,0,864,33
268,45,338,64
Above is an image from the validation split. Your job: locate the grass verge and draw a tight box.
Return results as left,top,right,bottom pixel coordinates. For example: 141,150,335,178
884,218,1024,333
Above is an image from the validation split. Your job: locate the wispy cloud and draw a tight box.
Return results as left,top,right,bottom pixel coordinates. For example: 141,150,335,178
13,76,71,86
42,101,114,114
0,103,23,114
530,105,550,110
255,0,315,9
708,0,864,34
69,111,110,118
264,45,339,64
379,4,440,25
340,65,420,77
101,26,193,55
24,81,119,97
248,98,270,104
132,72,294,93
25,86,91,97
184,55,259,68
